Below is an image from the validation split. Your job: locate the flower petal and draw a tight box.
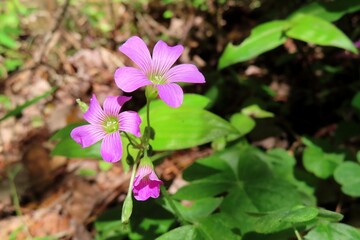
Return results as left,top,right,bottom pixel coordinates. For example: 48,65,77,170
83,94,106,125
119,111,142,137
114,67,151,92
133,167,163,201
157,83,184,108
100,132,122,162
119,36,152,73
165,64,205,83
103,96,132,116
70,125,106,148
152,40,183,76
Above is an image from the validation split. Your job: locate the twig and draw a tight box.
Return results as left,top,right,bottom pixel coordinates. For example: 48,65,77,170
36,0,71,63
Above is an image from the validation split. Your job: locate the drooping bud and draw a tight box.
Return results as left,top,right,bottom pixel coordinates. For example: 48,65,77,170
121,193,133,224
132,156,163,201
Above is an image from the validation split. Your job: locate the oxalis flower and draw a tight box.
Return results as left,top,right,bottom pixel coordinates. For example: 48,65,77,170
114,36,205,108
71,94,141,163
133,156,163,201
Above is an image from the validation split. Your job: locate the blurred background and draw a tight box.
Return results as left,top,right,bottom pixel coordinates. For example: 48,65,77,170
0,0,360,239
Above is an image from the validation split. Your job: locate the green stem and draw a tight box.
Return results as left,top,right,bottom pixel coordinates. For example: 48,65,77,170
124,132,141,149
160,185,188,225
146,98,151,129
294,227,303,240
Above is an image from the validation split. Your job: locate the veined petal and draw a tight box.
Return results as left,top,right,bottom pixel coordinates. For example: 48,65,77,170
165,64,205,83
119,111,142,137
152,40,183,76
70,125,106,148
157,83,184,108
103,96,132,116
83,94,106,125
119,36,152,73
114,67,151,92
101,132,122,162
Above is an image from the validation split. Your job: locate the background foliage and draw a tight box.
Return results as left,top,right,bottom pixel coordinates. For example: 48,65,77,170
0,0,360,239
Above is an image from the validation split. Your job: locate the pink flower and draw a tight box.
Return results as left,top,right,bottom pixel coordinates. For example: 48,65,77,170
133,157,163,201
114,36,205,108
70,94,141,162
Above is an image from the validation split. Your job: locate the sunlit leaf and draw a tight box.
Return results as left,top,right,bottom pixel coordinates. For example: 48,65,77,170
304,223,360,240
334,162,360,197
218,20,289,69
291,0,360,22
286,14,358,54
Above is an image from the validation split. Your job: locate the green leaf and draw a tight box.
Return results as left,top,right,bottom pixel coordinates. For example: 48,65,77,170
218,20,289,69
0,87,56,122
229,113,256,139
317,208,343,222
51,138,102,159
291,0,360,22
302,138,344,179
253,206,319,234
241,104,274,118
156,225,199,240
196,213,242,240
138,94,210,115
163,198,223,223
142,105,237,151
304,223,360,240
351,92,360,111
334,162,360,197
0,94,12,110
286,14,358,54
77,168,97,177
0,31,17,49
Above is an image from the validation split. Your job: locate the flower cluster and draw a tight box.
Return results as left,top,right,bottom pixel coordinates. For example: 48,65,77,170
71,36,205,203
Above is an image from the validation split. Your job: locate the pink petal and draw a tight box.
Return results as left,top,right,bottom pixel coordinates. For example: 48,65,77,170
70,125,106,148
152,40,183,76
133,168,163,201
114,67,151,92
165,64,205,83
83,94,106,125
100,132,122,162
103,96,132,116
119,111,142,137
118,36,152,73
157,83,184,108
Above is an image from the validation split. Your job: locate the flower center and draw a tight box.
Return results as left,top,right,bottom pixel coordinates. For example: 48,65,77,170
103,116,119,133
150,75,166,85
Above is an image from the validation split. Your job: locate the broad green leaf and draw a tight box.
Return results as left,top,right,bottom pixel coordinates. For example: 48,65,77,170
138,94,210,115
286,14,358,54
241,104,274,118
218,20,289,69
334,162,360,197
317,208,343,222
0,87,56,122
142,106,237,151
51,138,101,159
351,92,360,111
253,206,319,234
291,0,360,22
163,198,223,222
196,213,242,240
228,113,255,139
302,138,344,179
156,225,199,240
304,223,360,240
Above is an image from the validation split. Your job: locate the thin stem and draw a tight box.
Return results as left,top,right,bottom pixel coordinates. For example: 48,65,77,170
160,185,188,225
146,99,151,129
124,132,141,149
294,227,303,240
